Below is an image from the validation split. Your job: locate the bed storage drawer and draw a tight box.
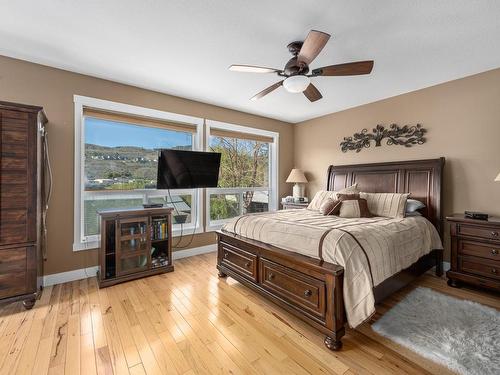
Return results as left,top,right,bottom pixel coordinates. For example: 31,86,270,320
219,242,257,281
259,258,326,319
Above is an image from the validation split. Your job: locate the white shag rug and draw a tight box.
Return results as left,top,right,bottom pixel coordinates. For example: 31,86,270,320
372,287,500,375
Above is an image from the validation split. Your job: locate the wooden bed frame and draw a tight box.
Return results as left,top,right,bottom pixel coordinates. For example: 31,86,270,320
216,158,445,350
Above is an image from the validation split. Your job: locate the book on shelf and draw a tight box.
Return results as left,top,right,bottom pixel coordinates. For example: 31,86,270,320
151,218,168,240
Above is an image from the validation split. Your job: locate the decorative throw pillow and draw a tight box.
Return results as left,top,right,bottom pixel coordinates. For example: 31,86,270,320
306,184,358,211
307,190,336,211
339,199,372,218
359,192,410,218
319,198,342,216
337,193,360,201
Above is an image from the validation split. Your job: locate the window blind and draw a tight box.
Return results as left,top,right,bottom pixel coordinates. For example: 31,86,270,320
83,108,198,134
209,128,274,143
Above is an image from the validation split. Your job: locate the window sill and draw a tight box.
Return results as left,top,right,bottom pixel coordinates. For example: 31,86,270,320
206,223,225,232
73,225,203,251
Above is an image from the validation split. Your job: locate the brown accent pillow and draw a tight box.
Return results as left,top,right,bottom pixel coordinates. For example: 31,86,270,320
339,199,372,218
319,198,342,216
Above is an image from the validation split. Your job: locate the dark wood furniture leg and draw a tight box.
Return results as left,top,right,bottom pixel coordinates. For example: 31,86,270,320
324,336,343,351
22,294,37,310
447,278,461,288
218,271,228,278
435,249,443,277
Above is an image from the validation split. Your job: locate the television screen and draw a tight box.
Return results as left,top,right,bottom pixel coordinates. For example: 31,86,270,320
156,149,221,189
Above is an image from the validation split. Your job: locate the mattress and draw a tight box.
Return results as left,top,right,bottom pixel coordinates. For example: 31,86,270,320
222,209,443,327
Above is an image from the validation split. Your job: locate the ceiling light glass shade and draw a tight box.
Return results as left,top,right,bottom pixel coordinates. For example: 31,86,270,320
283,75,310,93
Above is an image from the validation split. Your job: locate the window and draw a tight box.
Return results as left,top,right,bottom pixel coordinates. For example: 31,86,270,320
74,97,278,250
206,120,278,229
74,96,203,250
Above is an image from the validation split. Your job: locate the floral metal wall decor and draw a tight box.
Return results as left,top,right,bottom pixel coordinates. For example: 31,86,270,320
340,124,426,153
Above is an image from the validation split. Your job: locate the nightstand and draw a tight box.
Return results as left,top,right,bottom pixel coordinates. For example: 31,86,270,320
281,201,309,210
446,214,500,292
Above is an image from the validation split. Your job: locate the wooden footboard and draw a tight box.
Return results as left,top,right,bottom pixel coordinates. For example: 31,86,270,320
216,230,346,350
216,230,443,351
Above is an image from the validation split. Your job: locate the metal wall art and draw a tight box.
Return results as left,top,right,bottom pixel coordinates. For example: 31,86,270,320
340,124,426,153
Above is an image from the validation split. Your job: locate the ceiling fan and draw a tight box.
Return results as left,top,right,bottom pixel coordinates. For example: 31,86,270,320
229,30,374,102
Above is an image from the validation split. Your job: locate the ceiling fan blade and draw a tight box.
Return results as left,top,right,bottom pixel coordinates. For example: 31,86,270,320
303,83,322,102
229,64,281,73
297,30,331,66
251,81,284,101
312,60,374,76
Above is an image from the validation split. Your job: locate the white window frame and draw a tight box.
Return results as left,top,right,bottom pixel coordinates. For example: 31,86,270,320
73,95,204,251
205,119,279,231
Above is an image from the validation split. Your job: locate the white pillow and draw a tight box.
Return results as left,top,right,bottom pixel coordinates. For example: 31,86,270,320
307,184,358,211
359,192,409,218
406,199,426,213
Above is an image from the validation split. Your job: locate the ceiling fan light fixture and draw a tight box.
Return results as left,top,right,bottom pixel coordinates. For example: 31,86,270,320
283,75,310,93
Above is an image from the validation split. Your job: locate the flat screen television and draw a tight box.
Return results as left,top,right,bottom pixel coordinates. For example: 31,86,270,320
156,149,221,189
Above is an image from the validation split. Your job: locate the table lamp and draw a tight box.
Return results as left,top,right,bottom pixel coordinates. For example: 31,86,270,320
495,172,500,182
286,169,308,199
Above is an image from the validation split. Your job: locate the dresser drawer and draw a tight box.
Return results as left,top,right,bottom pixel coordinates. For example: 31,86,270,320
0,247,27,299
220,242,257,281
457,223,500,241
458,240,500,261
458,256,500,281
259,258,326,319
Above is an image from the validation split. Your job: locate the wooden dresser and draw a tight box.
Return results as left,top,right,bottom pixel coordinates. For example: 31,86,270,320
0,101,48,308
447,214,500,292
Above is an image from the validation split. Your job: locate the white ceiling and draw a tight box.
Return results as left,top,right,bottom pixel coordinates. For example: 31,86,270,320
1,1,500,123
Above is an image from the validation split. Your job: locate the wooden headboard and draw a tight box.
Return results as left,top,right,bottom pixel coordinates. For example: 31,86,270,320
326,158,445,235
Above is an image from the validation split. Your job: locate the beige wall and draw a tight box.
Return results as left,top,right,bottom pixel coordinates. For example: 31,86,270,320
3,52,499,272
294,68,500,260
0,55,294,275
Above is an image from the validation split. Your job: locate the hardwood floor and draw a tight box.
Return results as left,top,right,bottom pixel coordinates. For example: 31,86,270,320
1,252,499,375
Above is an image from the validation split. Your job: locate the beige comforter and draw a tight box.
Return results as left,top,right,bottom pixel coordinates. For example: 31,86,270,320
222,209,442,327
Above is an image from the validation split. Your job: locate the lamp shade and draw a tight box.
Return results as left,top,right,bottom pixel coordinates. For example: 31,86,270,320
495,172,500,182
286,169,308,183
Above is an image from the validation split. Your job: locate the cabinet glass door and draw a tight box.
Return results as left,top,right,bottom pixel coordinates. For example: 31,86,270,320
117,217,150,275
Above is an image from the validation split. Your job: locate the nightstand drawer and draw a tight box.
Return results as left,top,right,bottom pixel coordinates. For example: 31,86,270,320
459,256,500,280
458,240,500,261
457,224,500,240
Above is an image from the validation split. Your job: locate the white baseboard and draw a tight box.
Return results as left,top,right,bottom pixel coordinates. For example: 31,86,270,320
43,266,99,286
172,244,217,260
43,243,217,287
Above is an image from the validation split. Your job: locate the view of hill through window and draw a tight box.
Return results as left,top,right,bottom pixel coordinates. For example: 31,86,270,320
84,117,192,191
